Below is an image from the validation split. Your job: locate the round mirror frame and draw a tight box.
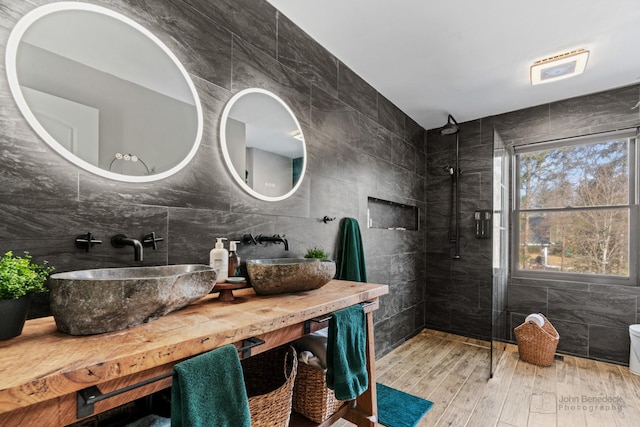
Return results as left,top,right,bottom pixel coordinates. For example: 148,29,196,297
5,2,203,182
220,88,307,202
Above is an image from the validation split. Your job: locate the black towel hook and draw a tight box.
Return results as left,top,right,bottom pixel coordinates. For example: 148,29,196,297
322,216,336,224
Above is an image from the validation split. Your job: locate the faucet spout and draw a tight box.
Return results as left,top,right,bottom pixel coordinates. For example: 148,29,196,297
256,234,289,251
111,234,144,261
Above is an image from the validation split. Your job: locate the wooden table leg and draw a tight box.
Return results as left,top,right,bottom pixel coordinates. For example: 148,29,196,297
344,310,378,426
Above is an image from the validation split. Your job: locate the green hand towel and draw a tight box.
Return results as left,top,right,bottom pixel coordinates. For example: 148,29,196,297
326,304,368,400
171,344,251,427
338,217,367,282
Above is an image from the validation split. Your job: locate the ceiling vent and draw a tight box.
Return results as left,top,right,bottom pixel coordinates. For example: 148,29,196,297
531,48,589,85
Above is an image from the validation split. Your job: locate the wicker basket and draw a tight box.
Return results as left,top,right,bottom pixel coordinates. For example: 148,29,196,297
293,362,344,423
514,314,559,367
242,345,298,427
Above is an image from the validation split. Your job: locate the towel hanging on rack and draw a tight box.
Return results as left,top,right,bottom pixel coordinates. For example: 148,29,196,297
337,217,367,282
171,344,251,427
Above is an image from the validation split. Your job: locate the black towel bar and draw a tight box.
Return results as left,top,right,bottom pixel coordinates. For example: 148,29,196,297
304,301,375,334
76,336,265,418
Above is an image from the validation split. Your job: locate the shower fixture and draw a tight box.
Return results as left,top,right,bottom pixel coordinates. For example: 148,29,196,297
441,114,461,259
440,114,459,135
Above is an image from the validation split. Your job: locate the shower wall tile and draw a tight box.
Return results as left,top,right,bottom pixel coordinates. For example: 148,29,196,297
391,252,425,284
377,94,404,138
490,104,550,147
276,13,338,95
392,137,418,174
450,306,491,339
459,143,492,174
405,116,426,151
450,277,480,308
338,62,377,121
549,85,640,138
458,172,481,205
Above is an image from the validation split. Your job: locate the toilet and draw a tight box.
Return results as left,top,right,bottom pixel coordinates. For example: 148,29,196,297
629,325,640,375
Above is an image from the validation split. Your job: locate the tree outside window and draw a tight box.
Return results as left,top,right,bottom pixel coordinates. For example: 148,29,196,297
514,130,635,281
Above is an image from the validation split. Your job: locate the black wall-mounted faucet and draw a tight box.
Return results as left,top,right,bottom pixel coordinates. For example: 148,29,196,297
256,234,289,251
111,234,144,261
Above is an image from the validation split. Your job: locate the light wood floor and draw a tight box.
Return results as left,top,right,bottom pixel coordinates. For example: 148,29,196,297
335,329,640,427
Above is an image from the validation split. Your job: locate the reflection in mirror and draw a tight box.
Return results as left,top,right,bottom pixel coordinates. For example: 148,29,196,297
5,3,203,182
220,88,306,202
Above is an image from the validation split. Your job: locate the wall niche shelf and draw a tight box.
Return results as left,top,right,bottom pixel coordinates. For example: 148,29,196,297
367,197,419,231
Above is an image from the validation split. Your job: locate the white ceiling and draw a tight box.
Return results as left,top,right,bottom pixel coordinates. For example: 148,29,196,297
267,0,640,130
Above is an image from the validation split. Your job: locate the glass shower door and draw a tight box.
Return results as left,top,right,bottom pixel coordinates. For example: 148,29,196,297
491,128,510,377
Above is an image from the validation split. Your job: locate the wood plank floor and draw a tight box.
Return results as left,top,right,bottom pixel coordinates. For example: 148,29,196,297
334,328,640,427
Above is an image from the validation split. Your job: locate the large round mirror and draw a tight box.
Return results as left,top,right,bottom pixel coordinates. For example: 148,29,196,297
220,88,306,202
5,2,203,182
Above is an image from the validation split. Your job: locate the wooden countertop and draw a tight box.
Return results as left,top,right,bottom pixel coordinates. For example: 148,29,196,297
0,280,388,415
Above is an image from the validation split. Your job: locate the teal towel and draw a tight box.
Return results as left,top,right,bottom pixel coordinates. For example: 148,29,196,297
338,217,367,282
326,304,368,400
171,345,251,427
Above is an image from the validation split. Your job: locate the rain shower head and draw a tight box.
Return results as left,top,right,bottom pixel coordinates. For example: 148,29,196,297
440,114,459,135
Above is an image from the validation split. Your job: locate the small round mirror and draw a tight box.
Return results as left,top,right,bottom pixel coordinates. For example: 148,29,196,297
5,2,203,182
220,88,306,202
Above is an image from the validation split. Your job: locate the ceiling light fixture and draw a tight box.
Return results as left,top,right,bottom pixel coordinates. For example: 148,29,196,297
530,48,589,85
290,130,304,141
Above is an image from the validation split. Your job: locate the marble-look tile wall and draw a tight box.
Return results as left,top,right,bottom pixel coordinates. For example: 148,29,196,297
0,0,426,357
426,83,640,364
425,120,494,340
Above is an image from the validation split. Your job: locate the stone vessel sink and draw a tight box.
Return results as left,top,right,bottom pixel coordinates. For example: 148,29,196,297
246,258,336,295
49,264,217,335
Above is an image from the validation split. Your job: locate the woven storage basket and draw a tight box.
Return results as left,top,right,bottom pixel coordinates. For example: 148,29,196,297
242,345,298,427
514,314,559,367
293,362,344,423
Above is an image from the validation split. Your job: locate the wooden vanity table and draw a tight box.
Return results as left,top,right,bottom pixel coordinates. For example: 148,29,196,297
0,280,388,427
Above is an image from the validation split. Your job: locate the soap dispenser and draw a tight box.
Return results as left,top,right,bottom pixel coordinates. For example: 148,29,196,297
228,241,241,278
210,237,228,283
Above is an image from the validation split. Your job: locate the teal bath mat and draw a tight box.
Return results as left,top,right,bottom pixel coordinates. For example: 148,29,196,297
377,383,434,427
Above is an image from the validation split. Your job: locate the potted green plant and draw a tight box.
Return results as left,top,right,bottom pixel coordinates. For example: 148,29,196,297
304,246,329,259
0,251,53,340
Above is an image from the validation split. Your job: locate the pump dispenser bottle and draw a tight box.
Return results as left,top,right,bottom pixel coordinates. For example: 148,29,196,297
210,237,228,283
228,241,241,278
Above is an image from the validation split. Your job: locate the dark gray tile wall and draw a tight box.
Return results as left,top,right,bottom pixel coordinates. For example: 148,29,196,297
0,0,426,358
426,83,640,364
425,120,494,340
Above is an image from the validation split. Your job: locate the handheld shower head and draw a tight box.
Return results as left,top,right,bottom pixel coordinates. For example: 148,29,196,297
440,114,459,135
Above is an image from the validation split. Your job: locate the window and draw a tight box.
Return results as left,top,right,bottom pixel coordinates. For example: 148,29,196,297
513,130,637,284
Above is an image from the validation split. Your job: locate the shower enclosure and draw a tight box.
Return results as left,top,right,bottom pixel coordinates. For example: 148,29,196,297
491,128,510,377
440,114,461,259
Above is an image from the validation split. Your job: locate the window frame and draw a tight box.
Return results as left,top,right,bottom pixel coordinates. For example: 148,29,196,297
511,128,638,286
